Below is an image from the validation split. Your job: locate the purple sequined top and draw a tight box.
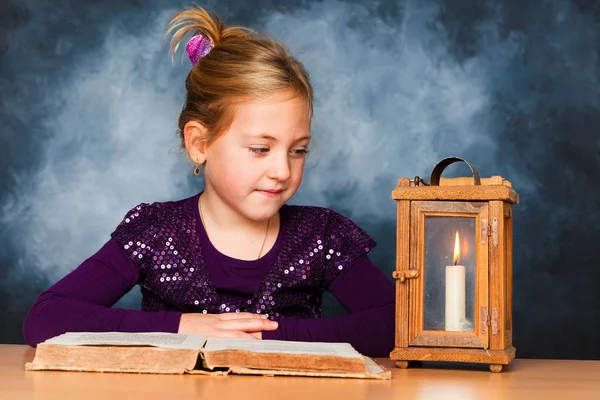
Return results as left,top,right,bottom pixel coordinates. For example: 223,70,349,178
23,193,395,356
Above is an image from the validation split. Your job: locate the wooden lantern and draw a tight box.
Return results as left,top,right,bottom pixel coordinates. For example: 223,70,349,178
389,157,519,373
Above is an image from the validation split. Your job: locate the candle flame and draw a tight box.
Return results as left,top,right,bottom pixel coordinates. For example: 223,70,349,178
453,231,460,265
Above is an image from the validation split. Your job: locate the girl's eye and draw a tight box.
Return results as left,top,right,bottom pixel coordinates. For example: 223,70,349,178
249,147,269,154
291,149,309,156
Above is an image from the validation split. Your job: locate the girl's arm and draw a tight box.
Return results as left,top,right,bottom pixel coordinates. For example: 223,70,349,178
22,239,182,346
262,255,396,357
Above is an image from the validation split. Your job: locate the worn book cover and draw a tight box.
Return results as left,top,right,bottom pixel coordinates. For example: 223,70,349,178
25,332,391,379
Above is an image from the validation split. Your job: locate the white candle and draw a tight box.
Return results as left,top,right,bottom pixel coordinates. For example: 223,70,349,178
445,231,466,331
445,264,466,331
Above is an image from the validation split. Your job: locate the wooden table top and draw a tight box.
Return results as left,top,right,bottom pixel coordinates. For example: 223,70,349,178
2,344,599,400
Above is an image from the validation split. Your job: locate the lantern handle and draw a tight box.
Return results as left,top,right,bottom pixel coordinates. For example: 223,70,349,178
429,157,481,186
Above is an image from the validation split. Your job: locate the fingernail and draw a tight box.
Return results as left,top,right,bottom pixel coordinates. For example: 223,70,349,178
270,321,278,328
261,315,269,319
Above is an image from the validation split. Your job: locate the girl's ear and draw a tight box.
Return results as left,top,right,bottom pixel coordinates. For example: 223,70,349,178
183,121,209,165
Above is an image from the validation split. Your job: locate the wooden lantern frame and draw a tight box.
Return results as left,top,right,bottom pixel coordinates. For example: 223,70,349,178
389,157,519,373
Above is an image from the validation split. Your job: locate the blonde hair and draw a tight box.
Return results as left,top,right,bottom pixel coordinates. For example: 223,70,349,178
166,6,313,148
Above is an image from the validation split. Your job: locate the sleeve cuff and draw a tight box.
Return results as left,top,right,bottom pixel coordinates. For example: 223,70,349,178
262,316,298,341
119,309,183,333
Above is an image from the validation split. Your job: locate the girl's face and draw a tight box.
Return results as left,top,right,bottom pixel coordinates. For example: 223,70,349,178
203,90,311,222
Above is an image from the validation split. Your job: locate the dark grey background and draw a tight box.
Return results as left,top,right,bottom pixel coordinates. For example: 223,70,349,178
1,0,599,359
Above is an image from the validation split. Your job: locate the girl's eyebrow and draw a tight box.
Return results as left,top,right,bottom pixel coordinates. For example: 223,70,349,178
243,133,311,143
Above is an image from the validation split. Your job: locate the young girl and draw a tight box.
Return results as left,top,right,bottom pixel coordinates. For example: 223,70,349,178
23,6,395,357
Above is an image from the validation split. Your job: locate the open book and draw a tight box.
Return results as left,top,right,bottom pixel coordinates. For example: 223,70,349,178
25,332,391,379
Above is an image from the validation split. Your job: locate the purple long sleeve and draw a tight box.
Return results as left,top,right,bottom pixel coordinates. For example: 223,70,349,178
262,255,395,357
23,239,182,346
24,195,396,357
24,239,395,356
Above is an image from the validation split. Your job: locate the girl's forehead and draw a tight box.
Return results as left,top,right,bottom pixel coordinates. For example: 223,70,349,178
227,94,311,137
240,132,311,143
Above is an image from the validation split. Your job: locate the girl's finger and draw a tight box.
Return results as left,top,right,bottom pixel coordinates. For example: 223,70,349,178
220,318,278,332
249,332,262,339
218,312,268,321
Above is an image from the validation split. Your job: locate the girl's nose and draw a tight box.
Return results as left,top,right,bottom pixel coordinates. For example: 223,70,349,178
267,154,291,181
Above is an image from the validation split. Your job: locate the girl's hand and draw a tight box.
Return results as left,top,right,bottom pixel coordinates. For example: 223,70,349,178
177,312,277,339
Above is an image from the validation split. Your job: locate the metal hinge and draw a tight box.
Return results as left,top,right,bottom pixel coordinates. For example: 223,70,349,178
481,217,498,247
481,306,499,335
491,307,499,335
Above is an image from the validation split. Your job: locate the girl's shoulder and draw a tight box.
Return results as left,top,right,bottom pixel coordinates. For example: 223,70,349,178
280,204,376,285
282,203,350,222
110,194,198,245
283,203,361,225
282,204,376,249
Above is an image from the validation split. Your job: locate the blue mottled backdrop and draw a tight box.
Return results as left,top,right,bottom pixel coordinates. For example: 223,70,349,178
1,0,599,359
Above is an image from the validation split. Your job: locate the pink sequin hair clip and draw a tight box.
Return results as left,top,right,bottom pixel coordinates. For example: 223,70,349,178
186,34,214,66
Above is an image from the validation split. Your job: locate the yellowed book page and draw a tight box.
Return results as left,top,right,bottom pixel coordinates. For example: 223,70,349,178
230,357,391,379
44,332,206,350
230,357,392,379
202,338,368,373
204,338,362,359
